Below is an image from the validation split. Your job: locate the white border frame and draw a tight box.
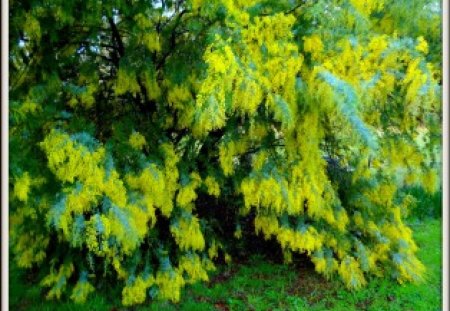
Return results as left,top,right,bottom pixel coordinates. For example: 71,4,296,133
1,0,9,309
0,1,448,311
442,0,448,310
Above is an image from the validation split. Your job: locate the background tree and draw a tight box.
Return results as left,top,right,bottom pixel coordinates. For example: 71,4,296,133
9,0,441,306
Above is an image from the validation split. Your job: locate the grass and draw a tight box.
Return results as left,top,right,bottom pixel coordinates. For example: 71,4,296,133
10,218,442,311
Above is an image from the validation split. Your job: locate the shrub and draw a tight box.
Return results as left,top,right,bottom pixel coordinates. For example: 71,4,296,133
9,0,441,306
405,186,442,220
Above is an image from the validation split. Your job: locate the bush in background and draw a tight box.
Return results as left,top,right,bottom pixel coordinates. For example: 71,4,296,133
9,0,441,306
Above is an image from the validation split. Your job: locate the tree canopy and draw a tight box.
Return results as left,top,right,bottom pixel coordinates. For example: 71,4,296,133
9,0,441,306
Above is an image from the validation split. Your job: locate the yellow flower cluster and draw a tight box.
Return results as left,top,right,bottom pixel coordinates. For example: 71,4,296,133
403,59,428,106
239,13,301,121
277,226,324,255
111,205,151,254
251,150,268,171
208,240,220,260
309,31,438,141
234,224,242,239
13,232,49,268
312,252,338,279
41,263,74,300
338,256,367,289
13,172,46,203
178,254,211,284
219,140,248,176
416,36,429,54
254,214,279,240
395,255,426,284
154,270,185,302
142,32,161,52
241,111,343,227
40,131,161,257
122,276,154,306
241,177,286,214
161,143,180,202
176,172,202,208
40,130,106,183
13,172,32,202
18,100,42,115
71,280,95,304
79,84,97,109
23,13,41,40
422,170,438,193
193,41,237,136
113,257,128,280
115,68,140,96
167,84,192,109
224,253,232,264
170,216,205,251
303,35,324,60
85,214,111,256
193,12,301,136
126,164,172,217
128,132,146,150
350,0,385,16
142,70,161,101
204,176,221,197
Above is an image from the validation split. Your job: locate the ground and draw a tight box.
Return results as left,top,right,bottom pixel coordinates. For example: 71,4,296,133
9,217,441,311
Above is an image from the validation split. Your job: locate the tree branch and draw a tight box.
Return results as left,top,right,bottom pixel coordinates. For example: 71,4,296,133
108,16,125,58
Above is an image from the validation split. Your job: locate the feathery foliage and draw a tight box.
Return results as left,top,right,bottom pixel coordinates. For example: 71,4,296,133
10,0,441,306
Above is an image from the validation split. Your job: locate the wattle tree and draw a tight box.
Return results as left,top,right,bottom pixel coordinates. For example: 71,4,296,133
9,0,441,306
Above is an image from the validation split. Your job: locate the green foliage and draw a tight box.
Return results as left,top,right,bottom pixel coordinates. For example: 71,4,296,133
10,0,441,306
9,219,442,310
405,187,442,220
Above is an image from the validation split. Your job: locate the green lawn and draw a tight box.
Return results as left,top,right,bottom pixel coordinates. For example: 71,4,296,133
10,218,441,311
